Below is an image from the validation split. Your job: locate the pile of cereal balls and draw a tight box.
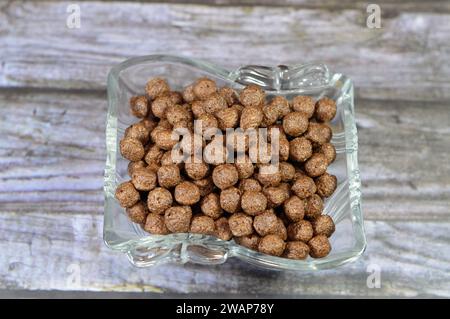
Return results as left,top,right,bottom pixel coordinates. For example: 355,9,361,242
115,77,338,259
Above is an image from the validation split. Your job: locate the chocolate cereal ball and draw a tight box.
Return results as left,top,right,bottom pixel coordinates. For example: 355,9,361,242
304,153,328,177
241,191,267,216
153,129,178,151
234,155,254,179
216,107,239,130
263,186,289,207
197,113,219,135
147,187,173,214
315,97,336,122
228,212,253,237
128,160,146,177
305,122,332,145
274,218,288,241
115,181,140,208
200,193,223,219
236,233,260,250
258,234,285,257
282,112,309,137
291,175,317,199
219,87,238,106
193,78,217,100
279,162,295,182
164,206,192,233
125,122,151,144
304,194,323,219
120,138,145,162
157,164,181,188
256,166,282,187
308,235,331,258
126,201,148,224
174,181,201,205
131,167,157,191
190,215,216,235
184,160,209,180
253,210,278,236
193,177,215,197
166,104,190,126
203,93,227,115
289,137,312,162
279,136,290,162
240,106,263,130
239,85,265,108
144,145,164,165
212,164,239,190
145,78,170,100
283,241,310,260
151,95,174,119
262,104,278,126
269,96,290,119
239,178,262,192
215,217,232,241
182,84,195,103
144,213,169,235
315,172,337,198
292,96,315,119
317,142,336,164
191,100,206,118
220,187,241,213
312,215,335,237
283,195,305,222
130,95,149,118
288,220,314,242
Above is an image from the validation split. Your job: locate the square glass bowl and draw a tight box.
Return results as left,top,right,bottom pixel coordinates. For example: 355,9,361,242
104,55,366,270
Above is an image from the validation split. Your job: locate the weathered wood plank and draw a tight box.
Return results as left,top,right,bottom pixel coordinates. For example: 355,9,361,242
0,211,449,296
1,2,450,101
1,90,449,219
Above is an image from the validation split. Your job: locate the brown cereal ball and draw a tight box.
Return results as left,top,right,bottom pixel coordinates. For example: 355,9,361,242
191,100,206,118
279,136,290,162
241,191,267,216
317,142,336,164
193,177,215,197
193,78,217,100
316,172,337,198
144,213,170,235
130,95,149,118
219,87,238,106
234,155,254,179
131,167,157,191
256,166,282,187
263,186,289,207
305,122,332,145
166,104,190,126
203,93,227,115
220,187,241,213
174,181,201,205
283,241,310,260
147,187,173,214
239,85,265,108
164,206,192,233
312,215,335,237
115,181,140,208
128,160,146,177
157,118,173,130
144,145,164,166
145,78,170,100
292,96,315,118
197,113,218,135
253,210,278,236
146,161,161,173
304,194,323,219
168,91,183,105
258,234,285,257
282,112,309,137
304,153,328,177
120,138,145,162
269,96,290,119
315,97,337,122
279,162,295,182
236,234,260,250
262,104,278,126
140,117,158,131
160,150,182,167
190,215,216,235
267,124,287,142
287,220,314,242
212,164,239,190
274,218,288,241
240,106,264,130
216,107,240,130
228,212,254,237
289,137,312,162
153,129,178,151
291,175,317,199
126,201,148,224
215,217,232,241
151,95,174,119
308,235,331,258
182,84,195,103
185,160,209,180
200,193,223,219
157,164,181,188
283,195,305,222
239,178,262,193
230,103,244,115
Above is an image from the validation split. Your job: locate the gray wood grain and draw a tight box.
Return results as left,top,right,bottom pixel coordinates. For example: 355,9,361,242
1,1,450,101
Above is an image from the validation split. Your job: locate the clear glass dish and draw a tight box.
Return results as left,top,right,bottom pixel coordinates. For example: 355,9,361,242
104,55,366,271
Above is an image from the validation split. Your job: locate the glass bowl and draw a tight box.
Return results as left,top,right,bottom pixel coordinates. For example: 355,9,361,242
104,55,366,270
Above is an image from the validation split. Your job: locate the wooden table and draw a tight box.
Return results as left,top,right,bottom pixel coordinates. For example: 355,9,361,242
1,0,449,298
